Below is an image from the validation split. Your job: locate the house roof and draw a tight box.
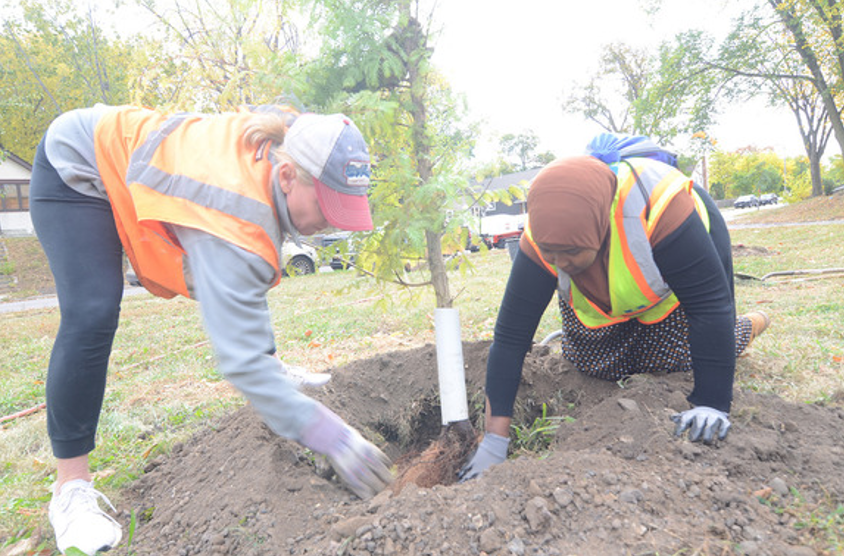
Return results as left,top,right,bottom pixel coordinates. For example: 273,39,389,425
473,167,541,193
1,149,33,171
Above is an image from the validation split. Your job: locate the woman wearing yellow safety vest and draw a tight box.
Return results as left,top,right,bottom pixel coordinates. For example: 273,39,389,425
459,133,770,482
30,103,392,555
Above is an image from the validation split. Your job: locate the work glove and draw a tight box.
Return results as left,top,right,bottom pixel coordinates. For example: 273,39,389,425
274,353,331,388
300,404,393,499
671,406,731,443
457,432,510,482
279,362,331,388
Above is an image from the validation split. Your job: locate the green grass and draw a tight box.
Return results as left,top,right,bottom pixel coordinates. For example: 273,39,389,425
1,200,843,553
729,221,844,405
510,403,571,454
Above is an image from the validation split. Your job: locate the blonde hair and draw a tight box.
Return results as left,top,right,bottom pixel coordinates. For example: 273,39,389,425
243,110,312,183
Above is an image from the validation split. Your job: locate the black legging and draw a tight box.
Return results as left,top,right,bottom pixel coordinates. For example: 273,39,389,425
29,139,124,459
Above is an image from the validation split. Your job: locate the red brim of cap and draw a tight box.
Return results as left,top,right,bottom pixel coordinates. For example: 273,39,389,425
314,178,373,231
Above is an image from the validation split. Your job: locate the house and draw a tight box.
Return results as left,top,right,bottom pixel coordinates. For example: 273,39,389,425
463,167,540,248
0,150,33,236
471,167,540,218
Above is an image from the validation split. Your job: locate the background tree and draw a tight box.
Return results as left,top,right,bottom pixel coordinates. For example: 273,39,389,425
499,130,553,171
133,0,303,110
471,157,517,181
708,147,797,199
710,7,833,197
0,0,132,159
763,0,844,169
562,34,721,147
823,153,844,191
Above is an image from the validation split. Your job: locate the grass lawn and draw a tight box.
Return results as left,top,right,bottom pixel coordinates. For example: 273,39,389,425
1,196,843,552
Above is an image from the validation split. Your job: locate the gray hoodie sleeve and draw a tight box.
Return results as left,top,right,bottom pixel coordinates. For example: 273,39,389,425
172,225,318,441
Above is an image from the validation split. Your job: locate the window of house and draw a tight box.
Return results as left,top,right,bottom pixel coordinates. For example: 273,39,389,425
0,182,29,212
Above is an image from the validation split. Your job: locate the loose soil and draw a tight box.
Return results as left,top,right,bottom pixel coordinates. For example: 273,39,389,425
120,341,844,556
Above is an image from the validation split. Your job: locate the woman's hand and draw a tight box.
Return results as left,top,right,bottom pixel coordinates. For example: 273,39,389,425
671,406,731,443
457,432,510,482
299,404,393,499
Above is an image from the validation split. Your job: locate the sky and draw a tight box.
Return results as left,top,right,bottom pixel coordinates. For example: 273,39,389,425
429,0,806,162
64,0,805,163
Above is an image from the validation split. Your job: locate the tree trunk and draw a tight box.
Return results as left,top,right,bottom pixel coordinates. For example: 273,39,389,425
809,151,824,197
770,0,844,163
401,5,452,308
426,230,451,308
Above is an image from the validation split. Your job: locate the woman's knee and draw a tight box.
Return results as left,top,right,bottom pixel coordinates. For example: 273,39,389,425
60,295,121,335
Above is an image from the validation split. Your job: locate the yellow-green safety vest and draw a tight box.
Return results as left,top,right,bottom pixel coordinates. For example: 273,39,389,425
524,158,710,329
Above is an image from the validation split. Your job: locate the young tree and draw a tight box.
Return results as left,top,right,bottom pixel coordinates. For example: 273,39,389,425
299,0,478,309
297,2,492,479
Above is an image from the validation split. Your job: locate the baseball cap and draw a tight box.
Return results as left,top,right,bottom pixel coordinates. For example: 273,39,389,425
283,113,373,231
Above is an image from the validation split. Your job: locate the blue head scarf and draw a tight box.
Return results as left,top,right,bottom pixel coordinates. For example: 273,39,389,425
586,133,678,168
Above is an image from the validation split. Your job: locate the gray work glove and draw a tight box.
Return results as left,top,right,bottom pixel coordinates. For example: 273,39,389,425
280,362,331,388
671,406,731,443
457,432,510,482
300,404,393,499
327,426,394,500
274,354,331,388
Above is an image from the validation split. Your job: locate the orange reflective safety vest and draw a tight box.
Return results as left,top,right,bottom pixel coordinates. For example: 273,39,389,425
94,106,287,299
524,158,710,328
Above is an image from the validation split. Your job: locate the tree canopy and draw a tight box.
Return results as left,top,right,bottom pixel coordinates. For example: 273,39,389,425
562,34,722,149
0,0,133,159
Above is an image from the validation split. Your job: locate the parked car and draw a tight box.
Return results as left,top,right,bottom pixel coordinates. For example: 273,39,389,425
759,193,779,205
281,240,317,276
733,194,759,209
126,241,317,286
126,240,318,285
317,231,355,270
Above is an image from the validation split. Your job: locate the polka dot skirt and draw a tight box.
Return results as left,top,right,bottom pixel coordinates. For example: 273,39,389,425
558,300,754,381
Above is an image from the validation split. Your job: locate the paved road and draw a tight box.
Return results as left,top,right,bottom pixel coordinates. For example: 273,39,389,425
0,286,149,315
1,266,337,315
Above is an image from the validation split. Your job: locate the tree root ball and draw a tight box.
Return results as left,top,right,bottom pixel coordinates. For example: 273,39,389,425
392,419,477,492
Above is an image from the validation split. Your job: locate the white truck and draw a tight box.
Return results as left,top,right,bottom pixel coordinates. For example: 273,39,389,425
479,214,525,249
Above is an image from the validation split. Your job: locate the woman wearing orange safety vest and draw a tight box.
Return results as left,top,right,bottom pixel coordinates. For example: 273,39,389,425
30,103,392,555
459,133,770,482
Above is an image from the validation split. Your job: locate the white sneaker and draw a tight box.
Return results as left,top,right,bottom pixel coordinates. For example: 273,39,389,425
49,479,122,555
281,364,332,387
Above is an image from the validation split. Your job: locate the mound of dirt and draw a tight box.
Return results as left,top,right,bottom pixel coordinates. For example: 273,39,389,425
732,244,777,257
120,341,844,556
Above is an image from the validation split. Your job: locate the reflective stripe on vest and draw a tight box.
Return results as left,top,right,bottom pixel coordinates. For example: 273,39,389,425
524,158,709,328
94,107,283,299
127,114,284,260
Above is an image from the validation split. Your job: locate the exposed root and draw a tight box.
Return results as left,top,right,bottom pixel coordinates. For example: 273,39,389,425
392,420,477,493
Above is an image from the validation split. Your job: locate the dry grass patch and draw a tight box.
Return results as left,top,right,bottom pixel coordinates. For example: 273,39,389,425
1,237,54,299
